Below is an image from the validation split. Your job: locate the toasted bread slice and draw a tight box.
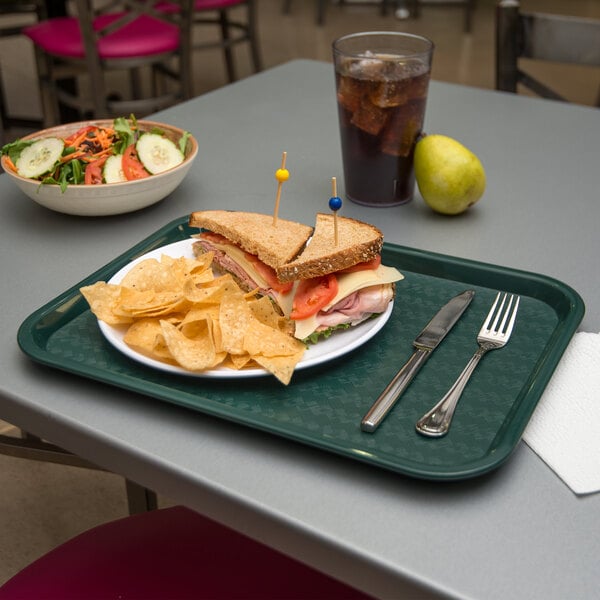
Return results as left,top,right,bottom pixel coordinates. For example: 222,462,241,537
189,210,313,269
276,213,383,282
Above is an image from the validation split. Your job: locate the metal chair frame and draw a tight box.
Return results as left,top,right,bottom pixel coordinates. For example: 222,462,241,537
191,0,262,83
495,0,600,104
282,0,410,26
0,0,46,140
412,0,475,33
282,0,473,31
31,0,194,126
0,429,158,514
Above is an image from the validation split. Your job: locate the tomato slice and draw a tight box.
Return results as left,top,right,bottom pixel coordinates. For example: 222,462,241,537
243,252,293,294
122,144,149,180
290,274,338,320
200,231,230,244
252,261,293,294
84,157,108,185
340,255,381,273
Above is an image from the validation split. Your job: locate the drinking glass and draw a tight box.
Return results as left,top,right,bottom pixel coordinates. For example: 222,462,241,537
333,32,434,206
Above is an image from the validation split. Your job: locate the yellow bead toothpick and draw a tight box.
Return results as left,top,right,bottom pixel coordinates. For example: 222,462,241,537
273,151,289,225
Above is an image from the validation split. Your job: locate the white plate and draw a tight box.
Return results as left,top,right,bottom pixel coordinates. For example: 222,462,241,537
98,239,393,379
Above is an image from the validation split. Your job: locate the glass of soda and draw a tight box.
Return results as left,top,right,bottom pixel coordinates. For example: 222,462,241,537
332,32,434,207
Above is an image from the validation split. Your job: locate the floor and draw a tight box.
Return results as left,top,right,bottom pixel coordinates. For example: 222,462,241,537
1,0,599,587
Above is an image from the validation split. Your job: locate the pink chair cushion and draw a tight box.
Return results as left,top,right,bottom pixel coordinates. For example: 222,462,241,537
0,506,372,600
23,14,179,59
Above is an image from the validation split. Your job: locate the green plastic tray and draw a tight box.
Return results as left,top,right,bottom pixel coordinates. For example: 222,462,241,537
17,216,585,481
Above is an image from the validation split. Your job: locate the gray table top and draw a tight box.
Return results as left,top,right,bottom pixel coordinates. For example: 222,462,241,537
1,60,599,599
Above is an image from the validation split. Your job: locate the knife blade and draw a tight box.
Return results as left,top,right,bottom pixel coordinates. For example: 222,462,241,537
361,289,475,433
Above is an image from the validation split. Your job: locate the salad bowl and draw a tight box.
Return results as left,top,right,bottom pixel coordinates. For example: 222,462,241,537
1,119,198,217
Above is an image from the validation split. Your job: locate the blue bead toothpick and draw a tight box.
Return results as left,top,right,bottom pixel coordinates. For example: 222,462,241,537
329,176,342,246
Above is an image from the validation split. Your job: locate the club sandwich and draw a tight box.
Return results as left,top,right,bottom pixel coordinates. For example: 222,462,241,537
188,210,403,342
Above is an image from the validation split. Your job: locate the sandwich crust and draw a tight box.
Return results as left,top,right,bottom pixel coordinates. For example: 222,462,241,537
276,213,383,282
189,210,313,268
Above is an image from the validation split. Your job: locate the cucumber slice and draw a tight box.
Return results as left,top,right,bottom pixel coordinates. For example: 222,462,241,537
136,133,184,175
103,154,127,183
16,137,64,179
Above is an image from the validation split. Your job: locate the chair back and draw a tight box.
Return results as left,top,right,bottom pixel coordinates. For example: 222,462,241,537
495,0,600,102
74,0,194,117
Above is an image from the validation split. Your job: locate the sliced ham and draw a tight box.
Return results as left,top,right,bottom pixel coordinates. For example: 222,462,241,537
194,239,257,289
193,239,279,301
316,284,394,329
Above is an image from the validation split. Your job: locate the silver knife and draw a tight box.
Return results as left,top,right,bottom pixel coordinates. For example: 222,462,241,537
361,289,475,433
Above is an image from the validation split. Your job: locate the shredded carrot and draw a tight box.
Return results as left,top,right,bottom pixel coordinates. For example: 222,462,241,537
3,155,18,173
64,127,93,148
59,126,118,166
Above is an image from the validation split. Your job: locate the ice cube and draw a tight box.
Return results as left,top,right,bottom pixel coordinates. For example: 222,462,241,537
350,102,389,136
349,53,387,81
336,74,365,113
380,99,425,156
369,79,409,108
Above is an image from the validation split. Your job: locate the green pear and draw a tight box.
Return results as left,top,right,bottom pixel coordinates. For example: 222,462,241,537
414,134,486,215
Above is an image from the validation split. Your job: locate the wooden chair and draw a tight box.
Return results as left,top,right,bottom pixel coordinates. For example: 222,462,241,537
22,0,195,126
0,505,372,599
495,0,600,105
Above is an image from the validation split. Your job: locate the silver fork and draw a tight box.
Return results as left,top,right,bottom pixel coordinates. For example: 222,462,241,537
415,292,520,438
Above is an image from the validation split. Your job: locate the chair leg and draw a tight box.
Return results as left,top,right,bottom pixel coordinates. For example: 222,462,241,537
125,479,158,514
0,64,9,136
412,0,420,19
247,0,263,73
33,47,60,127
219,9,236,82
464,0,475,33
317,0,326,25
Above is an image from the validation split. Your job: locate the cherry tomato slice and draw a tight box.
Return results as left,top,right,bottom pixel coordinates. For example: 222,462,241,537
291,274,338,320
84,157,107,185
340,255,381,273
122,144,149,180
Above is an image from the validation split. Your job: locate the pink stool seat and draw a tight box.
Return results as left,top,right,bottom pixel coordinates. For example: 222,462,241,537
0,506,372,599
24,14,179,60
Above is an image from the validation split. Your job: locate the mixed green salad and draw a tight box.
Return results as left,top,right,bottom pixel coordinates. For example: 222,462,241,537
1,115,190,192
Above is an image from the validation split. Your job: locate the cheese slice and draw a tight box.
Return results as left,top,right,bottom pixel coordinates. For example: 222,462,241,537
209,239,403,340
293,265,403,340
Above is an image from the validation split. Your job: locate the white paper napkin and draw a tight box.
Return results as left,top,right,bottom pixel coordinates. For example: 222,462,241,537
523,331,600,495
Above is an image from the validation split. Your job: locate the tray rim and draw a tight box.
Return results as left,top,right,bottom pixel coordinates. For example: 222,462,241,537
17,215,586,481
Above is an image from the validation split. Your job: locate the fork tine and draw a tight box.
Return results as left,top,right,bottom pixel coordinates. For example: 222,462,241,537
502,295,520,338
489,292,506,331
497,294,515,333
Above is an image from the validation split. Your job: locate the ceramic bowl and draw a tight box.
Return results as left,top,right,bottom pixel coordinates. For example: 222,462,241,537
1,119,198,216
